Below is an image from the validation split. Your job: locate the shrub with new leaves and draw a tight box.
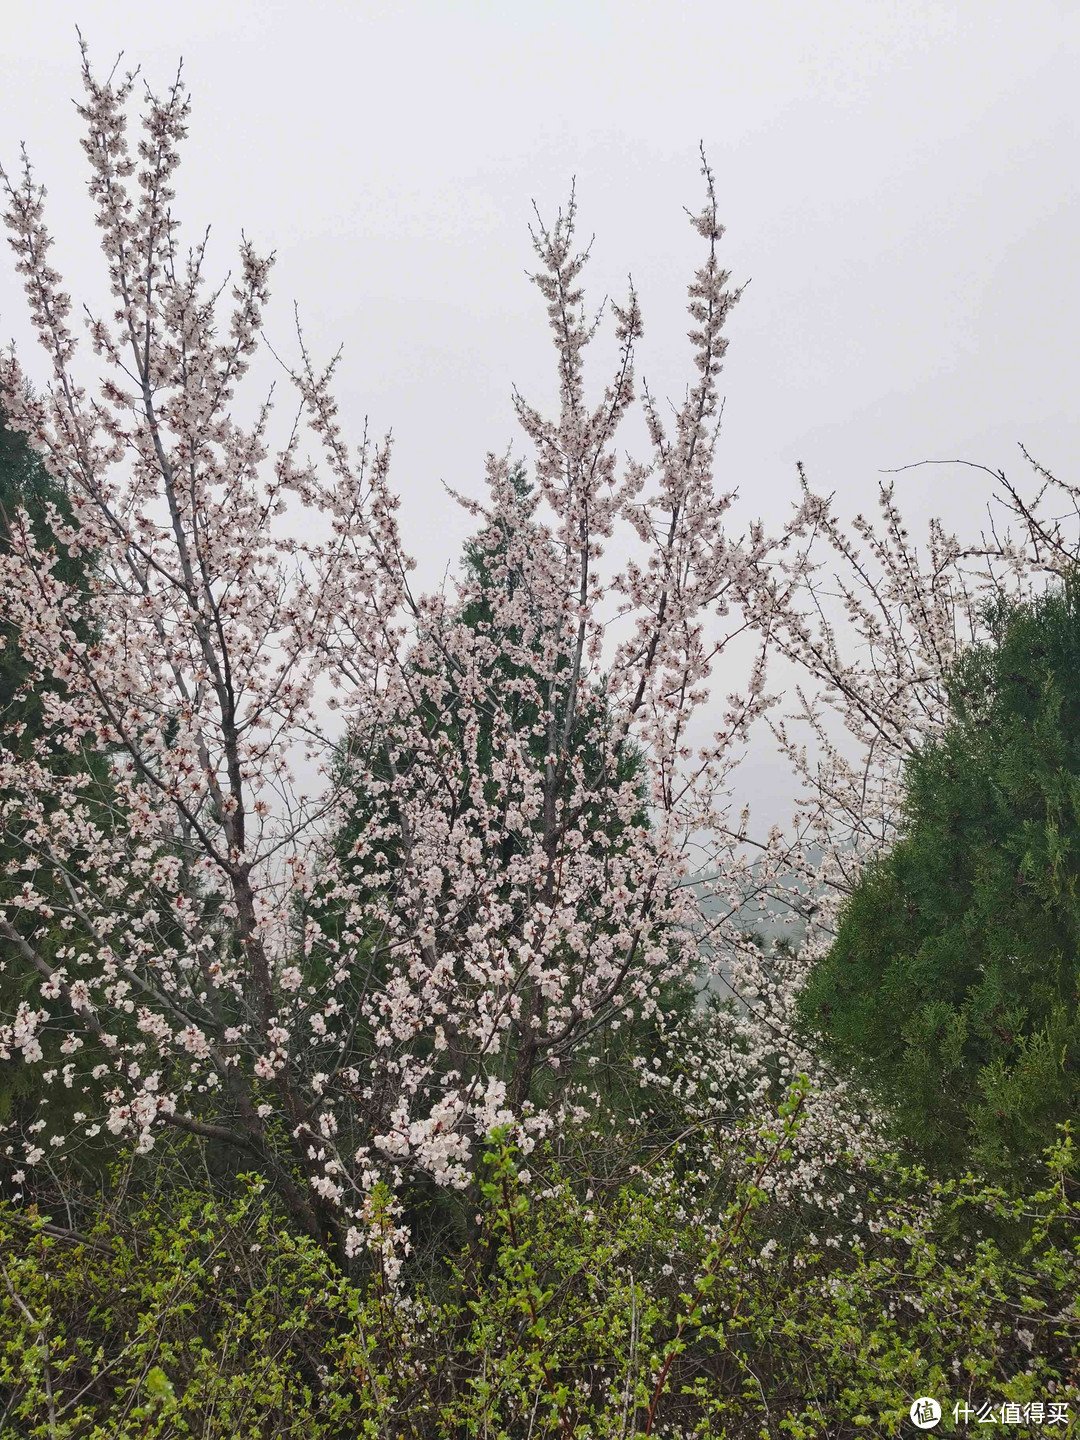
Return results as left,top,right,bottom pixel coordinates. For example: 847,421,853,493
3,1095,1078,1437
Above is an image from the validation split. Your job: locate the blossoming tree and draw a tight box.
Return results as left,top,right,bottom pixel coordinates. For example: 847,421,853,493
0,47,795,1263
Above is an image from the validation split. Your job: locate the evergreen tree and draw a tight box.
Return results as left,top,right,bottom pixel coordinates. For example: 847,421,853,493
798,579,1080,1178
0,405,106,1127
0,405,86,743
330,466,649,899
304,468,695,1259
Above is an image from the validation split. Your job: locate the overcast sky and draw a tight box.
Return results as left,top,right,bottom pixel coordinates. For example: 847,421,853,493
2,0,1077,824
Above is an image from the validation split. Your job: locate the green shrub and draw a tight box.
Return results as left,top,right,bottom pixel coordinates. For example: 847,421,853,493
2,1086,1078,1437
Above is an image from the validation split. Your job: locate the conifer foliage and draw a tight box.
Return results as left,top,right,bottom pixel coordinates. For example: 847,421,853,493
799,580,1080,1176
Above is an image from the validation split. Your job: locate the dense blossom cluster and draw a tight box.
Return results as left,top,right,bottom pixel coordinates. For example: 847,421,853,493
0,48,1072,1264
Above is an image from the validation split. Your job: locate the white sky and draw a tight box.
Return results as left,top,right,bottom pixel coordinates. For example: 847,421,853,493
2,0,1078,826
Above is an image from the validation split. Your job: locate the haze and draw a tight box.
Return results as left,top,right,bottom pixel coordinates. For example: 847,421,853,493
2,0,1077,825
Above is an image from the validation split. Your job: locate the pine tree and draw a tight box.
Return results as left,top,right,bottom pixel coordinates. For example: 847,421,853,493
0,405,105,1125
798,579,1080,1178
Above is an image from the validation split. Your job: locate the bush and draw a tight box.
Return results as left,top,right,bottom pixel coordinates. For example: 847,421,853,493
2,1087,1078,1437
